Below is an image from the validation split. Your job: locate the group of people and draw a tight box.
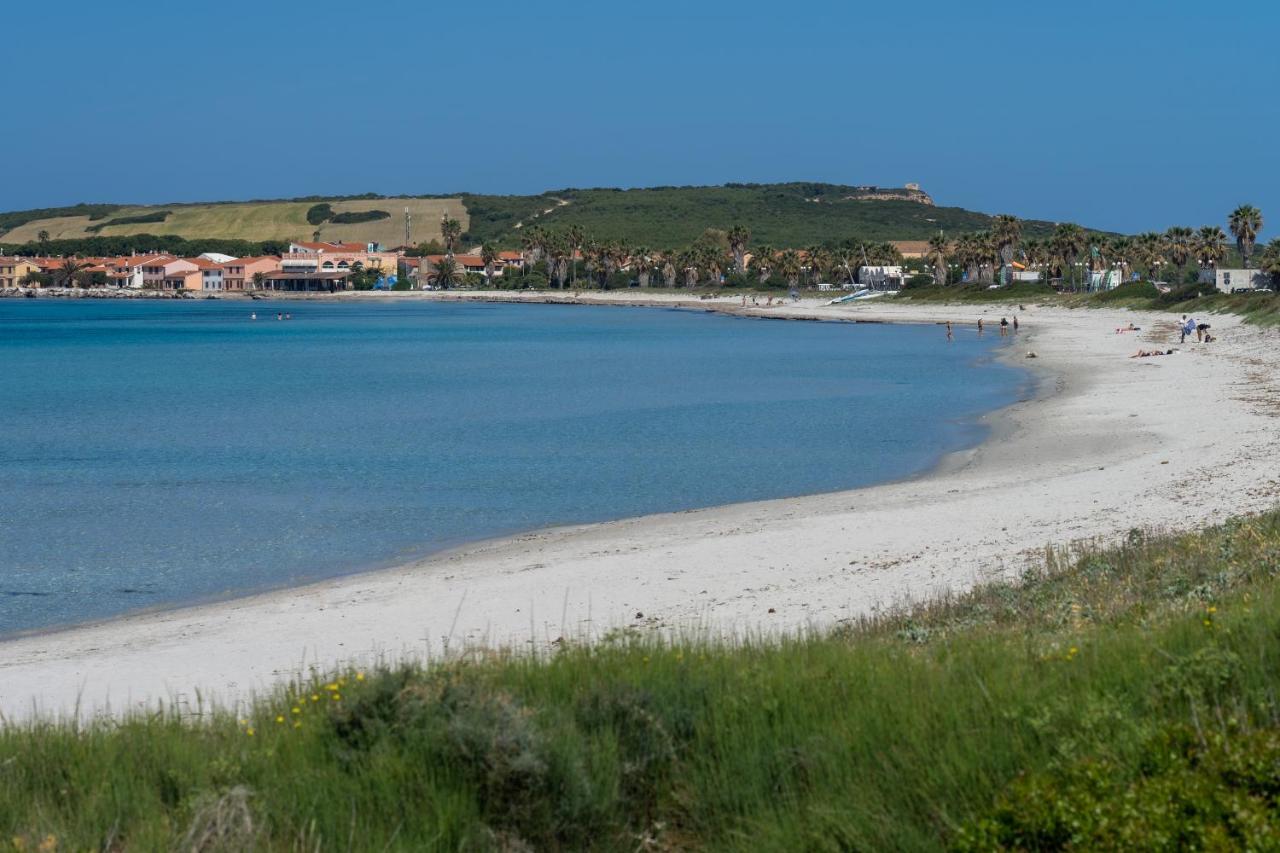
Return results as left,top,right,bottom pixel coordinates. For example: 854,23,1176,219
1179,315,1213,344
952,315,1018,340
249,312,292,321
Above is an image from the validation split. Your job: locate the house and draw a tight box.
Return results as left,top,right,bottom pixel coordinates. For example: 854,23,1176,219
220,257,281,291
1199,267,1271,293
141,256,195,288
162,268,203,291
103,255,169,288
282,241,399,275
0,257,42,287
261,270,351,292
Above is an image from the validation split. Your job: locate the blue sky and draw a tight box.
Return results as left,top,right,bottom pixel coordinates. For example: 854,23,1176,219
6,0,1277,234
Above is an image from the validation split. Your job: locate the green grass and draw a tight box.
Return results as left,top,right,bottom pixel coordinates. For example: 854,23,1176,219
6,510,1280,849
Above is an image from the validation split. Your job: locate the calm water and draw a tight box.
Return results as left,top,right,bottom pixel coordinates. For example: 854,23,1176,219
0,300,1027,634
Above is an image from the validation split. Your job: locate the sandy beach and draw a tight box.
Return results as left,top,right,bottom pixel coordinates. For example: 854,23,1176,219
3,296,1278,721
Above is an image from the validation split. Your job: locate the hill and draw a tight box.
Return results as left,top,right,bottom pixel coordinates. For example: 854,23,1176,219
0,197,468,248
0,183,1064,251
464,183,1063,247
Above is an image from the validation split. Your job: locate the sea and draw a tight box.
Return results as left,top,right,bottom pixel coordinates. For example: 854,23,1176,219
0,299,1028,635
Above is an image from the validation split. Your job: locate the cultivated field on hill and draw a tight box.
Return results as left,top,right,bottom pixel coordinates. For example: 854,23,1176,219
1,198,467,247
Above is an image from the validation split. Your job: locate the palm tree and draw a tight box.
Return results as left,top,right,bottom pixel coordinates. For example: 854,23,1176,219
543,234,567,288
57,258,88,288
440,216,463,256
481,243,500,286
692,244,718,287
777,249,802,288
1195,225,1227,270
727,225,751,275
927,234,950,286
37,230,50,244
1108,237,1133,283
806,246,832,287
1133,232,1166,281
750,245,775,284
565,225,585,288
677,249,699,288
1259,241,1280,285
954,234,981,283
992,214,1022,283
520,226,546,265
1164,226,1194,269
1229,205,1263,268
659,250,678,288
426,256,464,290
832,246,860,286
629,247,653,287
251,271,266,291
1050,223,1087,289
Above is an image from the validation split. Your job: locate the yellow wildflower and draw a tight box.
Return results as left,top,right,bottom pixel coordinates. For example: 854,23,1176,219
324,683,338,692
275,715,285,724
246,728,255,737
356,672,365,682
291,707,301,715
311,694,320,702
1207,606,1217,614
331,693,341,701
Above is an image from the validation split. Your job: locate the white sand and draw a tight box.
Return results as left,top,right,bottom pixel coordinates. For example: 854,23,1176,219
3,297,1278,721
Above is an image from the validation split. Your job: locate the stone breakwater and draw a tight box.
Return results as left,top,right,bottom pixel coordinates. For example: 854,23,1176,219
0,287,233,299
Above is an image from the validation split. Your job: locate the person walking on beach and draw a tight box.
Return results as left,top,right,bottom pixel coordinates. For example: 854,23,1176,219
1181,315,1195,343
999,317,1009,336
1013,315,1019,333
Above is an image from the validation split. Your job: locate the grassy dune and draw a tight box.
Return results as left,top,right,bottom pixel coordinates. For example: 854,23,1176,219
1,198,467,247
4,510,1280,850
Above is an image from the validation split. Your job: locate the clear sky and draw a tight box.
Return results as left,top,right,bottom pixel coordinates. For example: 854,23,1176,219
6,0,1277,235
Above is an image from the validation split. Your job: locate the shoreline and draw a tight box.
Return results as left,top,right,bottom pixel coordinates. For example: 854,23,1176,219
2,297,1278,720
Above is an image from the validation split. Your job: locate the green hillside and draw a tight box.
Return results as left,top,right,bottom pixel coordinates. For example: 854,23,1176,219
0,184,1063,252
465,183,1062,247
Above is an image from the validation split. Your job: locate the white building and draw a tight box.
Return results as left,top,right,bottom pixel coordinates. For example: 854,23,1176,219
857,265,905,289
1199,267,1271,293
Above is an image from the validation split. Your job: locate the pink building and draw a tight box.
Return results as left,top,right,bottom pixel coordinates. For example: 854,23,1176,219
220,257,281,291
282,241,399,275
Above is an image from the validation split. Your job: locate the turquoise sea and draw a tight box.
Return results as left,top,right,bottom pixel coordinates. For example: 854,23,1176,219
0,300,1028,635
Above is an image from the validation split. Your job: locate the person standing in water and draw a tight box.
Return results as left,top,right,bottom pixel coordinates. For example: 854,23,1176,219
946,320,953,341
977,318,984,335
250,312,257,320
999,317,1009,336
1013,315,1019,333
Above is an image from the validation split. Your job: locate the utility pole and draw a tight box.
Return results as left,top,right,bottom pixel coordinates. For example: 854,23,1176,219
404,207,411,247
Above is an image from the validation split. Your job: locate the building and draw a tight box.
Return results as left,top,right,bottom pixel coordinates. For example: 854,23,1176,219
220,257,281,291
162,268,203,291
0,257,42,287
1199,267,1271,293
261,270,351,292
281,241,399,275
857,265,905,289
103,255,170,289
142,257,195,288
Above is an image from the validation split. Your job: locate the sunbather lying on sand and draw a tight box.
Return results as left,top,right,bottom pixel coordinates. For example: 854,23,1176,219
1130,349,1175,358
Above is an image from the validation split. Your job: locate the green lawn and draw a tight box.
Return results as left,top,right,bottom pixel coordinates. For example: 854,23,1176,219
5,509,1280,850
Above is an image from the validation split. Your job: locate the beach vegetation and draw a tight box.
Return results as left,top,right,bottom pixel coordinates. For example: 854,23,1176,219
5,511,1280,848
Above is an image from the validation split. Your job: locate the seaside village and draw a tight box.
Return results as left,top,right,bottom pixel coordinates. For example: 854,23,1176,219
0,241,524,294
0,238,1268,295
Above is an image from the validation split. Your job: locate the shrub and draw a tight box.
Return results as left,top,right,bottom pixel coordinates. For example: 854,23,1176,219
330,210,390,225
305,203,333,226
